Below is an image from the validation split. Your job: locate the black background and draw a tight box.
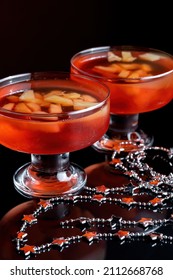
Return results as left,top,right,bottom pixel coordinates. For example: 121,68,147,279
1,0,173,78
0,0,173,259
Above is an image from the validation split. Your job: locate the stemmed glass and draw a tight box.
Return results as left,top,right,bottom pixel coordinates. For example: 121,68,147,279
0,72,110,199
70,46,173,154
70,46,173,225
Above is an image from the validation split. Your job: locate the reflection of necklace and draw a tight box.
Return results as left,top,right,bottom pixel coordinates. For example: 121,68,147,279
14,145,173,259
14,193,173,259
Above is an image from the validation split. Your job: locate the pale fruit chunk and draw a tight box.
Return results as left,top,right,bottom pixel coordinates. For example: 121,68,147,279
112,63,124,72
140,63,153,72
108,51,137,63
44,90,64,98
73,100,98,110
119,63,139,70
107,51,122,62
2,102,15,110
14,102,32,113
34,92,44,100
44,95,73,106
121,51,136,62
26,102,41,112
93,64,122,73
128,69,147,78
1,89,99,114
40,100,51,107
48,104,62,113
19,90,35,101
139,52,160,61
94,65,116,73
118,70,130,78
64,92,81,99
19,90,42,104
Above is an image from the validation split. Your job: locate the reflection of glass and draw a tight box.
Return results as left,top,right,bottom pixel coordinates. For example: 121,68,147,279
0,72,109,198
71,46,173,152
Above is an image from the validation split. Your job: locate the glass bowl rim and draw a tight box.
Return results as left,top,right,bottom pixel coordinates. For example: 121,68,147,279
0,71,110,118
70,45,173,82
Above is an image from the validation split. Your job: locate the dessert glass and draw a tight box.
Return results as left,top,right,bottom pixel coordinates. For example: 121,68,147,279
0,72,110,198
71,46,173,153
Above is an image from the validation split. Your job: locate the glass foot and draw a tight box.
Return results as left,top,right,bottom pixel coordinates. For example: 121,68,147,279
13,154,87,198
93,113,154,154
93,129,154,154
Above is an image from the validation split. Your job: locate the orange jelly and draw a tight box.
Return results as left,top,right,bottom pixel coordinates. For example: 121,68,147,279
0,79,109,154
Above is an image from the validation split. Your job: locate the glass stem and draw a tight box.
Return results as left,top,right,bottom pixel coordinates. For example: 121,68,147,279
108,113,139,136
31,153,70,174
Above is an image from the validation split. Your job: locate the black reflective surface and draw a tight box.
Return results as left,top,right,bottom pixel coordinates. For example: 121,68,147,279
0,101,173,260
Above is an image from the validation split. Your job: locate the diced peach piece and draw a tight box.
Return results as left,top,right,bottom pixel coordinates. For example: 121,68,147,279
93,65,115,73
111,63,124,72
128,69,147,78
34,92,44,100
40,100,51,107
20,90,45,104
118,70,130,78
93,64,122,74
92,67,110,78
140,63,153,72
19,90,43,105
6,95,19,103
48,104,62,113
72,97,83,103
26,102,41,112
139,52,160,61
107,51,122,62
2,102,15,111
121,51,136,62
44,95,73,106
44,90,64,98
14,102,32,113
128,72,140,79
73,100,98,110
119,63,139,70
64,92,81,99
82,94,97,102
19,90,35,102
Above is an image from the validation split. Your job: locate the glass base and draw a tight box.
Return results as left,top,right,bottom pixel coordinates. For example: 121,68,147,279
13,160,87,199
93,129,154,154
93,113,154,154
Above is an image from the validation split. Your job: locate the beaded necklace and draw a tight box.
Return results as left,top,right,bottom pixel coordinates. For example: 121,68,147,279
14,145,173,259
